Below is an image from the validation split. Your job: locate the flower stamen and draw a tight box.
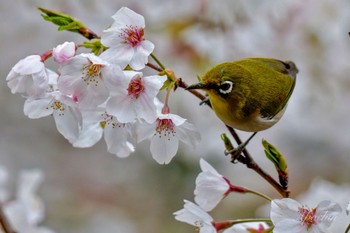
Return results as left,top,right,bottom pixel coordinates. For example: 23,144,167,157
121,25,144,47
155,118,175,140
81,62,103,86
299,206,317,230
127,76,145,99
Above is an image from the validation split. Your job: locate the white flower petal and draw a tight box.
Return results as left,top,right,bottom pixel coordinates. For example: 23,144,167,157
99,45,134,68
135,121,156,143
106,95,137,123
53,106,81,143
23,96,53,119
174,200,213,226
273,219,305,233
73,111,103,148
129,40,154,70
10,55,44,75
136,93,157,123
270,198,301,223
111,7,145,28
150,133,179,164
194,170,230,211
176,121,201,147
199,159,221,175
104,125,134,158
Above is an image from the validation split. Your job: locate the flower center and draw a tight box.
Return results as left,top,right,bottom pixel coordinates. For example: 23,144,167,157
127,76,145,99
155,118,175,139
47,100,65,116
82,62,103,86
101,112,125,129
299,206,317,230
121,25,144,47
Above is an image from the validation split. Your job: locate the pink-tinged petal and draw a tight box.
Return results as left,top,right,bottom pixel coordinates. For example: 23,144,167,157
99,45,134,68
150,133,179,164
23,96,53,119
129,40,154,70
58,56,88,95
175,121,201,147
11,55,44,76
53,42,76,64
111,7,145,28
104,125,134,158
53,106,81,143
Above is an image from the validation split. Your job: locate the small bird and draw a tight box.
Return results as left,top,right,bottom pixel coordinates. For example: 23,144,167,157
186,57,298,152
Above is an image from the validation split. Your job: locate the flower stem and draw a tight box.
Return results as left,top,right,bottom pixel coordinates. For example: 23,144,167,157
178,79,290,198
150,53,166,70
146,62,163,72
231,218,272,224
0,205,16,233
245,189,272,202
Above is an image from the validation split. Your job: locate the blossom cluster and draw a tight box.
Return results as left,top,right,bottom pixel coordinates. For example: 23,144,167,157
6,7,200,164
174,159,342,233
0,167,54,233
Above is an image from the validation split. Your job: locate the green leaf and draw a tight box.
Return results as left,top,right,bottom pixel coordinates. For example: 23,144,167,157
81,39,106,55
38,7,85,33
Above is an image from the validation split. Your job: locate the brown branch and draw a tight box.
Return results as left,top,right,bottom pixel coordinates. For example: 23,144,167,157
178,78,290,197
0,205,16,233
78,28,100,40
146,62,163,72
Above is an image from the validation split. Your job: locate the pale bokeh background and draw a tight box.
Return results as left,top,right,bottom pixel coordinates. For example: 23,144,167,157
1,0,350,232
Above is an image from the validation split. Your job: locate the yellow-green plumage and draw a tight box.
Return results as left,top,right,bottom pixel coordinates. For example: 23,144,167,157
189,58,297,132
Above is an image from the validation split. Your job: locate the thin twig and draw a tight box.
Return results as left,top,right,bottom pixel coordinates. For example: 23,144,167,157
178,79,289,197
0,205,16,233
146,62,163,72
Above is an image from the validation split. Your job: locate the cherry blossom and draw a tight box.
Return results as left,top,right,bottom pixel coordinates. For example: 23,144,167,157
106,70,166,124
270,198,341,233
100,7,154,70
52,41,76,64
73,110,135,158
23,91,82,143
174,200,216,233
194,159,231,211
2,169,55,233
58,53,111,109
223,222,270,233
6,55,49,97
136,112,200,164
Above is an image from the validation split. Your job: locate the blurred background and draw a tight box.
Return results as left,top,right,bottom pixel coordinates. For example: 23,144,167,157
1,0,350,232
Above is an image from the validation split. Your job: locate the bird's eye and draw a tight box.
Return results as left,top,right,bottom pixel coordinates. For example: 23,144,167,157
218,81,233,95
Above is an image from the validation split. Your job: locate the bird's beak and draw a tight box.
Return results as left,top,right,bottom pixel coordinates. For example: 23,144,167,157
186,82,210,90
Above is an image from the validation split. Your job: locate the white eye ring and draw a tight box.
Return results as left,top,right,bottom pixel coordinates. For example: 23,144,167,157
219,80,233,94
